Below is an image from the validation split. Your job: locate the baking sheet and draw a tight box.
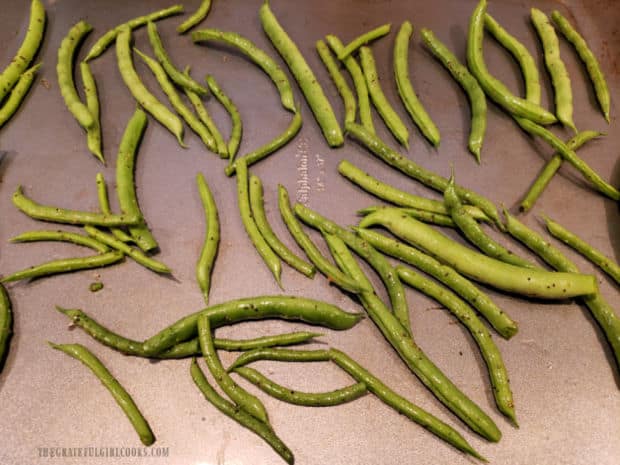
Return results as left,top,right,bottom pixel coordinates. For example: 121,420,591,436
0,0,618,464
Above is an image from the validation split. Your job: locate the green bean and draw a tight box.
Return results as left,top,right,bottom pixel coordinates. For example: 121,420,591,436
520,130,602,212
337,23,391,60
95,174,134,243
9,229,109,253
249,175,315,278
420,28,485,161
147,21,207,96
196,173,220,305
504,211,620,376
114,108,158,252
233,366,367,407
277,185,368,294
397,266,516,424
484,14,541,105
115,27,185,147
190,358,294,465
259,1,343,147
12,186,140,226
515,117,619,201
142,295,363,356
551,10,610,122
0,63,40,129
316,39,356,126
236,159,281,286
394,22,440,147
345,122,503,228
467,0,557,125
197,313,269,423
294,204,412,336
133,48,214,151
225,110,302,176
325,35,374,134
0,284,13,372
357,228,518,339
229,348,332,371
544,216,620,286
84,5,184,62
48,342,155,446
80,62,104,164
359,46,409,148
206,74,241,159
359,206,456,228
83,226,170,274
360,207,597,299
531,8,575,131
177,0,211,34
338,159,490,221
191,28,296,112
444,174,536,268
0,0,45,104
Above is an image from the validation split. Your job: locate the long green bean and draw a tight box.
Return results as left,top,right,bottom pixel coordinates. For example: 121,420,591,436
177,0,211,34
0,63,41,129
0,284,12,372
80,62,104,164
337,23,391,60
196,173,220,305
206,74,241,159
95,173,134,243
316,39,356,126
10,229,109,254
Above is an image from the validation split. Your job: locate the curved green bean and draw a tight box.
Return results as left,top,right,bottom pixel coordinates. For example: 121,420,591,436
196,173,220,305
115,27,185,146
467,0,557,125
10,230,109,254
229,347,332,371
0,284,12,372
190,358,294,464
359,207,597,299
420,28,485,161
12,186,140,226
84,5,184,62
551,10,610,122
358,205,456,228
359,46,409,148
337,23,391,60
206,74,241,159
260,1,343,147
80,62,104,164
316,39,356,126
96,174,134,243
0,0,45,103
0,63,40,129
49,342,155,446
177,0,211,34
394,22,440,147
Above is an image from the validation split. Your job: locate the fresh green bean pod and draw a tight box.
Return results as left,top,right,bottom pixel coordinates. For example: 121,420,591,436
249,175,315,278
0,284,13,372
360,208,597,299
259,1,343,147
316,39,356,126
520,130,602,212
277,185,368,294
84,5,184,62
397,266,516,424
225,110,302,176
191,28,296,112
0,0,45,103
206,74,241,159
345,122,503,228
359,46,409,148
544,216,620,285
115,108,159,252
190,358,294,465
196,173,220,305
551,10,610,122
95,174,134,243
325,34,374,134
394,21,440,147
234,366,367,407
236,159,282,286
177,0,211,34
531,8,576,131
142,295,363,356
444,175,536,268
147,21,207,95
337,23,391,60
467,0,557,125
12,186,140,226
115,27,185,146
229,348,331,370
10,229,109,253
359,205,456,228
357,228,518,339
49,342,155,446
0,63,41,129
420,28,485,161
80,62,104,164
197,313,269,424
83,227,171,274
